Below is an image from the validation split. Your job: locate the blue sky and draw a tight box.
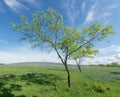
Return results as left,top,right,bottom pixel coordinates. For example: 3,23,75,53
0,0,120,64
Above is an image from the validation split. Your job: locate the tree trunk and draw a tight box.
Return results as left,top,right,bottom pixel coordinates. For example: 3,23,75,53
77,64,81,72
64,63,71,88
75,59,82,72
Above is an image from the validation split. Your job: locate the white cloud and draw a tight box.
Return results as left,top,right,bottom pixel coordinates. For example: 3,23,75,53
0,44,120,65
98,45,120,55
76,45,120,65
115,47,120,53
0,44,60,64
82,55,120,65
85,10,94,23
62,0,80,26
84,1,97,24
114,54,120,59
0,51,58,64
86,45,120,64
4,0,28,12
81,1,86,11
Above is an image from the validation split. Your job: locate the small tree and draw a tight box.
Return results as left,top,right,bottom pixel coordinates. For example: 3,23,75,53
11,8,115,87
70,45,99,72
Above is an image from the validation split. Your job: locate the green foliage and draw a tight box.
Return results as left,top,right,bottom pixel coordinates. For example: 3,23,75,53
11,8,115,60
11,8,63,48
88,83,110,93
70,45,99,59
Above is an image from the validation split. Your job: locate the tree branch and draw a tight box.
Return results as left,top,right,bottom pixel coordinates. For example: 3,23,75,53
48,40,65,65
68,31,101,56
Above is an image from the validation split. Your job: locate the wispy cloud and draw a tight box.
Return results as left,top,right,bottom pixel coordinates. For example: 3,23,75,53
84,10,94,24
84,0,120,25
62,0,80,26
84,1,98,24
81,1,86,11
24,0,41,8
3,0,41,13
4,0,28,12
0,38,8,44
107,3,119,9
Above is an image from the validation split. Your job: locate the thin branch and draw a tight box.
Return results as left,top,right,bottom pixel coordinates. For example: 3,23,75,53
64,46,69,63
48,40,65,65
68,31,101,56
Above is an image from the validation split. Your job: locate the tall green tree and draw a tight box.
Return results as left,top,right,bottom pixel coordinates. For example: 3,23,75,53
70,45,99,72
11,8,115,87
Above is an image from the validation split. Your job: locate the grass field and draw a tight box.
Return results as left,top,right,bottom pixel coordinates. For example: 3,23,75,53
0,65,120,97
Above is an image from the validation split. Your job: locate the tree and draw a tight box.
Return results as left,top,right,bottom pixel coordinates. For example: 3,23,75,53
11,8,115,87
70,45,99,72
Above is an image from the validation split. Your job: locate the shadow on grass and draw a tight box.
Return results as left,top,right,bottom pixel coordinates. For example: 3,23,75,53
0,82,26,97
20,72,62,85
0,73,62,97
0,74,16,81
111,72,120,75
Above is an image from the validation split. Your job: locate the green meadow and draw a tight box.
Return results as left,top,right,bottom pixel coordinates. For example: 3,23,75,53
0,65,120,97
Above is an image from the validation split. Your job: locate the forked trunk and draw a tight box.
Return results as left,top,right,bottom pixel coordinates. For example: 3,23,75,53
53,46,71,87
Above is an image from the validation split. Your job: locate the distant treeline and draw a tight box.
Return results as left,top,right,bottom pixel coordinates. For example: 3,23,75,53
0,63,5,65
90,62,120,67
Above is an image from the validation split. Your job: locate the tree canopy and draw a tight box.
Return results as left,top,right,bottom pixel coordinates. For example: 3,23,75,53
11,8,115,87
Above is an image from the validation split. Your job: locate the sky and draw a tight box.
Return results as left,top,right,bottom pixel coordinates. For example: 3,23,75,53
0,0,120,64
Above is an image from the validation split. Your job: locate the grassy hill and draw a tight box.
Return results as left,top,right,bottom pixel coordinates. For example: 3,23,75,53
6,62,62,66
0,64,120,97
